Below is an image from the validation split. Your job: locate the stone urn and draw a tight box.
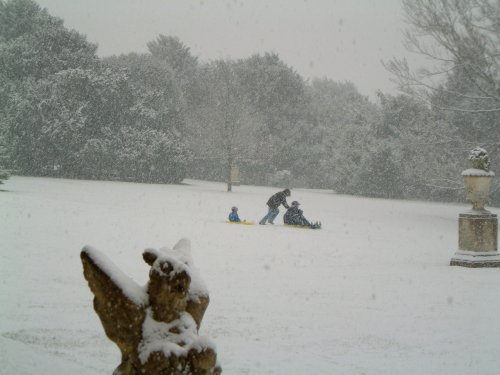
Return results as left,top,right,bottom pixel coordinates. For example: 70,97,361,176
451,147,499,267
462,170,494,212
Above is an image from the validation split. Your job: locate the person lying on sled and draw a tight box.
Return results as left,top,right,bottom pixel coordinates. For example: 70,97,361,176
283,201,321,229
228,206,241,222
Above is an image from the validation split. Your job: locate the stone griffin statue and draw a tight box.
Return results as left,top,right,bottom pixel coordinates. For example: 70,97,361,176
80,238,221,375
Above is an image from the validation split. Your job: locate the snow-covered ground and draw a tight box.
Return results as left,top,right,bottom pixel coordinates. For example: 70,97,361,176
1,176,499,374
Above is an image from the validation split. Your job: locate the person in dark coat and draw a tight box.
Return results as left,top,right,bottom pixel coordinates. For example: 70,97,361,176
284,201,321,229
259,188,291,225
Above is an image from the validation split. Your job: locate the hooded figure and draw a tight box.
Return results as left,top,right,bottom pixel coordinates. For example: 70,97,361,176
284,201,321,229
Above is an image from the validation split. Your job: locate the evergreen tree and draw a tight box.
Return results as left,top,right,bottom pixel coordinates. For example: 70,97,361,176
378,92,461,201
7,67,132,176
0,0,100,177
307,78,379,192
103,53,190,183
0,0,98,81
104,53,186,135
354,143,403,199
147,35,200,107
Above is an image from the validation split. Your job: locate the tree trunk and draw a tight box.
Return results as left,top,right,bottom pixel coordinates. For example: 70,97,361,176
227,160,232,192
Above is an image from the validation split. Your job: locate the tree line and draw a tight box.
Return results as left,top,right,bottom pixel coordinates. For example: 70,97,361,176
0,0,498,205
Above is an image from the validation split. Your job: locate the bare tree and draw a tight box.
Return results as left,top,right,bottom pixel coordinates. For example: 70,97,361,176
385,0,500,113
195,60,252,192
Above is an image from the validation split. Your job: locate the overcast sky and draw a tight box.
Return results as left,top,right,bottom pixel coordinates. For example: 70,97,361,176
35,0,426,99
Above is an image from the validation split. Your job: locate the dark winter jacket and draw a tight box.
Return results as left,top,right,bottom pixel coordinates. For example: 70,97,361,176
284,206,309,226
266,191,290,209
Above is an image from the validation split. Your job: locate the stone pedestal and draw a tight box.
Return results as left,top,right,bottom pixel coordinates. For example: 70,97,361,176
450,211,500,267
459,212,497,251
450,154,499,268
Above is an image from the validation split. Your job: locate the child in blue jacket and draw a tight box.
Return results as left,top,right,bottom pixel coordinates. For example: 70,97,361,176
228,206,241,222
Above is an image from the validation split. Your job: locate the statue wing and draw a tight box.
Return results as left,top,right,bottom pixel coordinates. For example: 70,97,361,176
81,246,147,344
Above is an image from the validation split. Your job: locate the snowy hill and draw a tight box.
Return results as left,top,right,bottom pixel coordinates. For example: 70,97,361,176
1,176,499,374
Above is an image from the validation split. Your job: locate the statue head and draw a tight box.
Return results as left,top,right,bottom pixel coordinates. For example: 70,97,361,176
143,249,191,322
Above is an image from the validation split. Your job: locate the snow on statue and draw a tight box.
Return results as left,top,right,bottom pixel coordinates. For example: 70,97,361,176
80,238,221,374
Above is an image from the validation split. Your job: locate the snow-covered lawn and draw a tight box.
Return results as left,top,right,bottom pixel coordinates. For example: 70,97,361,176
1,176,499,374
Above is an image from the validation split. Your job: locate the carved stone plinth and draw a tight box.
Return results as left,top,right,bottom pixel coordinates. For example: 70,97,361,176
459,212,498,252
451,212,500,268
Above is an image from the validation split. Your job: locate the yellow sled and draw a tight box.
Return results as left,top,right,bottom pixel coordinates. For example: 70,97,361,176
226,220,255,225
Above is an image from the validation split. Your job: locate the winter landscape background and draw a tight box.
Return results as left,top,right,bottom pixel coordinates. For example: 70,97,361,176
1,0,499,204
1,1,499,373
1,176,499,374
